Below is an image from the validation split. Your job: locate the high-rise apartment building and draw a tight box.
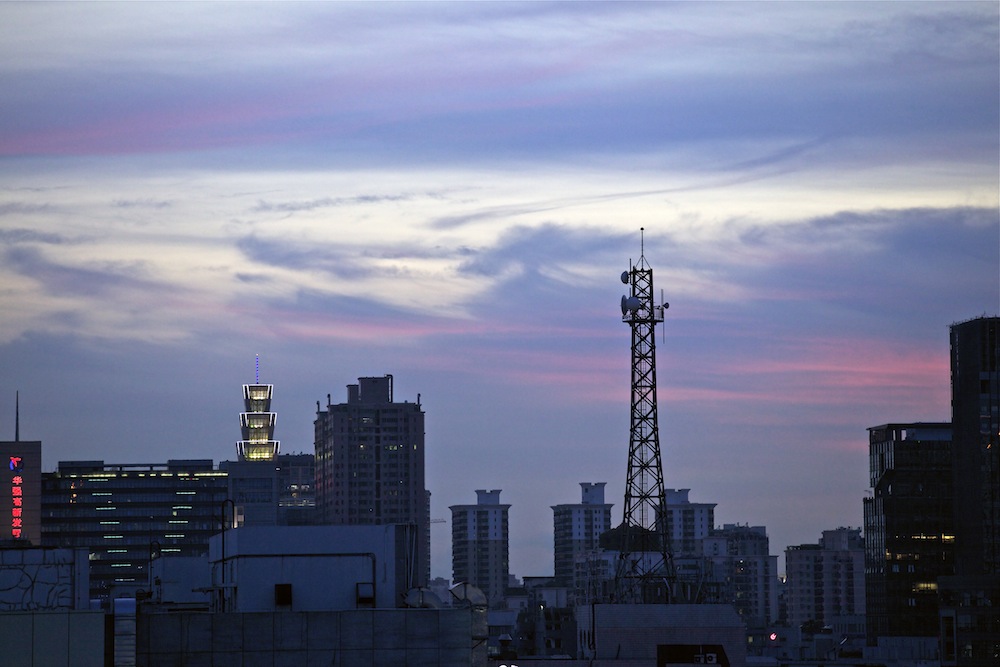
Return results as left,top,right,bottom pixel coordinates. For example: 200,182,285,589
41,459,228,603
551,482,612,593
702,524,779,631
863,422,953,642
785,528,865,632
314,375,429,586
451,489,510,608
663,488,716,558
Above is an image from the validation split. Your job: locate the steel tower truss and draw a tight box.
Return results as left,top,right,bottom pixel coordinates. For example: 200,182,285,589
616,241,674,603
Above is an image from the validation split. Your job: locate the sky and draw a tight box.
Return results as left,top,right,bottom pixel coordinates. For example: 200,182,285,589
0,2,997,580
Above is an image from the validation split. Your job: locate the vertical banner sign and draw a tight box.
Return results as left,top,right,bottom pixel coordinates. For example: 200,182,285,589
10,456,23,539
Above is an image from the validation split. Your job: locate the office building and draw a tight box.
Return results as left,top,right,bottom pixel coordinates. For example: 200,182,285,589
41,459,228,603
863,422,953,642
940,315,999,666
949,316,999,576
1,439,41,546
314,375,429,585
551,482,612,593
451,489,510,608
785,528,865,632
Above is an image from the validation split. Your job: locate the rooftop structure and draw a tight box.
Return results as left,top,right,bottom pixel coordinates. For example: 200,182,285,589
237,377,280,462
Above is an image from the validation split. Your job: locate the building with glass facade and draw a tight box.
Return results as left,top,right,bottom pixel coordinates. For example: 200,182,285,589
941,315,1000,666
863,422,953,641
41,460,228,603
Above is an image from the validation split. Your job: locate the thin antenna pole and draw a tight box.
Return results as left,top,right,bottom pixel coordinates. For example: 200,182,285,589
256,354,260,384
15,391,19,442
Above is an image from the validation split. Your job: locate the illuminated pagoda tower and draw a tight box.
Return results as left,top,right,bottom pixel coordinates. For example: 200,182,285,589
237,356,280,462
614,229,675,603
223,356,281,527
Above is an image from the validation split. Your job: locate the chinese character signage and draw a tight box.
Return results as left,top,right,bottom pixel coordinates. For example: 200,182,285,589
10,456,23,539
2,443,40,544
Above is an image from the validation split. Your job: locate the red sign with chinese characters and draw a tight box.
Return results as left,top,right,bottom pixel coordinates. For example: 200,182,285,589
10,456,23,539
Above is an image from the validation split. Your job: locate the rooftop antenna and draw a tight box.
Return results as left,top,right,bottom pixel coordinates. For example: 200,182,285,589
256,354,260,384
15,391,19,442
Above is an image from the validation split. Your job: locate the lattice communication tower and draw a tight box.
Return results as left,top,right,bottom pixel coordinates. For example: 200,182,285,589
615,230,675,603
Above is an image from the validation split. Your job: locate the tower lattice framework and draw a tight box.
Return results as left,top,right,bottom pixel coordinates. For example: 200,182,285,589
615,234,675,603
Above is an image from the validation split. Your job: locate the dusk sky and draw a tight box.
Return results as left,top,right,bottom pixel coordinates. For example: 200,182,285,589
1,2,997,579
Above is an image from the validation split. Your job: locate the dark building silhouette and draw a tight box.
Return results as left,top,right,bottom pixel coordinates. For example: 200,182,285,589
1,393,42,546
863,423,953,642
41,460,228,603
1,440,41,546
949,316,1000,576
314,375,429,586
450,489,510,608
276,452,316,525
939,315,1000,666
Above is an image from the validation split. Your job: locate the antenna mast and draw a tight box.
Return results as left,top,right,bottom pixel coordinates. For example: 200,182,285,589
616,228,674,603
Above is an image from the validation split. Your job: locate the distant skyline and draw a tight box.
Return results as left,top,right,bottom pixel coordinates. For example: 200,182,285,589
1,2,997,578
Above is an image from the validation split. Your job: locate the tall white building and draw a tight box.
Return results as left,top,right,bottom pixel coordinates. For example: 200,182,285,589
663,488,716,557
450,489,509,608
785,527,865,631
552,482,613,594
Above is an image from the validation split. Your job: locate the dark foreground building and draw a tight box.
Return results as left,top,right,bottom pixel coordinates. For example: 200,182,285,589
941,316,1000,666
863,422,953,641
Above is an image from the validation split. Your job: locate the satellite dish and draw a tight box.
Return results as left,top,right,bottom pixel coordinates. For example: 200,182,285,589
626,296,641,312
663,302,670,309
620,271,629,285
620,295,627,316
